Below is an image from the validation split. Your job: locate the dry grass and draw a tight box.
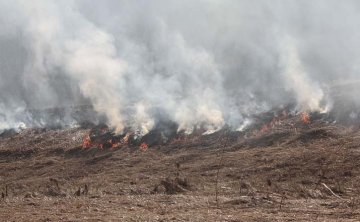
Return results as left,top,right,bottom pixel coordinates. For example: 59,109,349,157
1,119,360,221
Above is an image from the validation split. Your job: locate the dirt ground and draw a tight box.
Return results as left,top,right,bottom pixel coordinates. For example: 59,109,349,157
1,117,360,221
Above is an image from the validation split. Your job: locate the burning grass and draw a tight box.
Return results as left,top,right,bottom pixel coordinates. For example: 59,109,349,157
1,108,360,221
77,107,328,154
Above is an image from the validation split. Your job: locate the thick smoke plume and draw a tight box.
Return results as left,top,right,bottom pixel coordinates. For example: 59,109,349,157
0,0,360,133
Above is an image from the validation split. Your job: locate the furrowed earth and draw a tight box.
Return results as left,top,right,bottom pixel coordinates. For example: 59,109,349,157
1,112,360,221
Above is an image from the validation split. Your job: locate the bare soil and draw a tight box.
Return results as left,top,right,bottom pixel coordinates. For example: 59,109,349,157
1,117,360,221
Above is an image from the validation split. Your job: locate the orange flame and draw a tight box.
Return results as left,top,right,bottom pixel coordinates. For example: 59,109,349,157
140,143,148,151
111,133,132,149
252,110,292,136
98,143,104,149
109,138,121,149
300,112,311,124
82,134,92,148
112,142,121,149
257,116,283,135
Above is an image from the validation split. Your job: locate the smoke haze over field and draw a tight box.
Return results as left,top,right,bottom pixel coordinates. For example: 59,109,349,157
1,0,360,133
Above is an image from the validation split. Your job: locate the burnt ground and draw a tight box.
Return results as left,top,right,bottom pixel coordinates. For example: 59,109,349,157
1,116,360,221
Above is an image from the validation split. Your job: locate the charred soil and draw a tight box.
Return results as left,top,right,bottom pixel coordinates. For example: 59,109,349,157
1,117,360,221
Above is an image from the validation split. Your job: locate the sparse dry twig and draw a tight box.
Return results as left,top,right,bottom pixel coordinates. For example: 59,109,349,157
215,129,230,207
321,183,342,199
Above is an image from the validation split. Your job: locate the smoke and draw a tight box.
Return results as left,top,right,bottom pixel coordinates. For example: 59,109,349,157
279,35,325,112
0,0,360,133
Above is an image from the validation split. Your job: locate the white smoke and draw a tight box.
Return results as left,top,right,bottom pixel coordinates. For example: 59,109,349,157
0,0,360,133
279,36,326,112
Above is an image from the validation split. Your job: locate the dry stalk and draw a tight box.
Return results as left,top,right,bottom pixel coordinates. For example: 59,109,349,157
279,192,286,210
215,130,230,207
321,183,342,199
